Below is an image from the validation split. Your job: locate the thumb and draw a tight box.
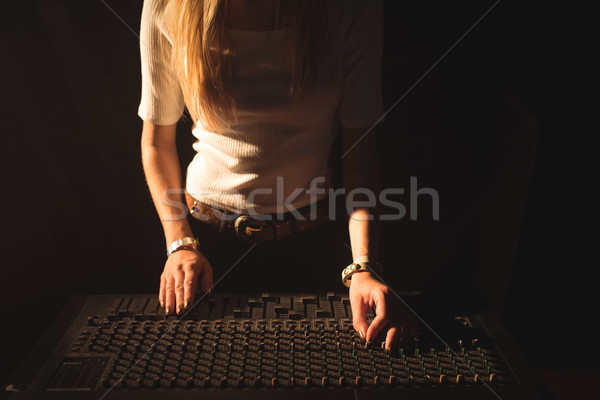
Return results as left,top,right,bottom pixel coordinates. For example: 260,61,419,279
350,293,369,341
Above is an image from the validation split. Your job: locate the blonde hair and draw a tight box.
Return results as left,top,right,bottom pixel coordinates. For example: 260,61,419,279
164,0,330,133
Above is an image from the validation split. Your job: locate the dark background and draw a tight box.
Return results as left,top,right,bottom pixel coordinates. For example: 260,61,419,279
1,0,598,398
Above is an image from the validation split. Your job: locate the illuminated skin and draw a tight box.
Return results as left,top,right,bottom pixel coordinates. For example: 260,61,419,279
141,0,418,350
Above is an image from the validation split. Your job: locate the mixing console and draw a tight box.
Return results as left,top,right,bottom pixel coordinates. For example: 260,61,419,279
4,293,541,399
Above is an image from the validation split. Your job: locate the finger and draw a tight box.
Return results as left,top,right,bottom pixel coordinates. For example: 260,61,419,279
183,265,197,310
366,291,388,341
350,292,369,340
159,274,167,308
385,326,399,350
173,268,185,314
165,276,176,315
200,264,213,295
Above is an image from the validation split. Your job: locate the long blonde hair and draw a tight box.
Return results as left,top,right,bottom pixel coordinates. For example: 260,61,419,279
164,0,330,133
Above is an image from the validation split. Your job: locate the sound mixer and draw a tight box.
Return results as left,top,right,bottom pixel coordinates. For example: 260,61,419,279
152,375,160,389
327,292,341,301
248,299,262,307
43,293,515,394
301,296,318,304
275,306,289,316
355,375,363,387
261,293,276,302
203,376,211,389
233,308,249,318
288,311,302,320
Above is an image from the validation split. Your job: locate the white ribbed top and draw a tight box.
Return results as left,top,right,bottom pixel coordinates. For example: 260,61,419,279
138,0,384,214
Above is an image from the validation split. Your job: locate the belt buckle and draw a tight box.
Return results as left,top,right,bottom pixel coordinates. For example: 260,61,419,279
234,215,264,240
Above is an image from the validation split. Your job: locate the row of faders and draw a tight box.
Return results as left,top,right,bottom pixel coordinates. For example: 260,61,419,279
48,293,512,390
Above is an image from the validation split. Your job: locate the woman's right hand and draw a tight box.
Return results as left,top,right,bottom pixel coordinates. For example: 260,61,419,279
159,248,213,315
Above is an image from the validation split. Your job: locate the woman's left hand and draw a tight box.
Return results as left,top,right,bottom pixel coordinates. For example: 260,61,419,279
349,271,420,350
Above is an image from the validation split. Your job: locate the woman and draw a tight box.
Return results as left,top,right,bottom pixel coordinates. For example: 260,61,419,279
138,0,417,349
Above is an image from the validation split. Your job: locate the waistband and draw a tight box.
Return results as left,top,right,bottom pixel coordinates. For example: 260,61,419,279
185,191,331,242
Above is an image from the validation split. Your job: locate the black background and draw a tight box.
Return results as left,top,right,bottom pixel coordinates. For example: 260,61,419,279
1,0,598,397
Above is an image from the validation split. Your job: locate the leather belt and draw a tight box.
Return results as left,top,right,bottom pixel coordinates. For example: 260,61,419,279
185,192,331,242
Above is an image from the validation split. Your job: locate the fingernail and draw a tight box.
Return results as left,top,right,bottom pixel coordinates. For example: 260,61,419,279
166,307,170,315
184,301,190,308
358,330,365,340
160,301,164,308
177,307,181,314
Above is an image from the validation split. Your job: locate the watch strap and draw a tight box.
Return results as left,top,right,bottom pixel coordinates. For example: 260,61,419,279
167,237,199,257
